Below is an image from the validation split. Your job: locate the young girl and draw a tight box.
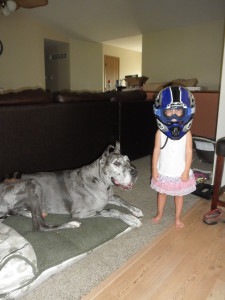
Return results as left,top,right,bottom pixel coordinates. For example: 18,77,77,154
150,86,196,228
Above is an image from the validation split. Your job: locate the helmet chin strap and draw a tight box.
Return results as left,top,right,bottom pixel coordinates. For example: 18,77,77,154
160,136,168,149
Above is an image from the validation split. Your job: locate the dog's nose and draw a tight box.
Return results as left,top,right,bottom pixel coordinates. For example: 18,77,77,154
131,168,138,177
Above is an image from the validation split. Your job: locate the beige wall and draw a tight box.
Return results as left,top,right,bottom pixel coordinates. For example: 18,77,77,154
0,12,138,92
0,12,103,92
103,44,142,86
70,39,103,91
142,20,224,90
0,12,69,91
1,13,223,93
0,13,45,90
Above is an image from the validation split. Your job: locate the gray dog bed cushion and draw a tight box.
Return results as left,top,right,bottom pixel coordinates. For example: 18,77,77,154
1,208,130,299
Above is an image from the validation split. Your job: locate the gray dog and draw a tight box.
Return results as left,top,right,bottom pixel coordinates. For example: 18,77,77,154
0,142,143,231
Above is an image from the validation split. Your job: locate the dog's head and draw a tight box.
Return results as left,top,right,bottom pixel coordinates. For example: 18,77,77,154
100,142,138,190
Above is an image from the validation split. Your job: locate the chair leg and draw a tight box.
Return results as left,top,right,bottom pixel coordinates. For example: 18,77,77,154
211,155,224,210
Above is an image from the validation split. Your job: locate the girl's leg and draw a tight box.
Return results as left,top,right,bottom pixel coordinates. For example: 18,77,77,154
152,193,167,223
174,195,184,228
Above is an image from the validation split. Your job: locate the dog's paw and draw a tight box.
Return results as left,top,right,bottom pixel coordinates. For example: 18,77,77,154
122,214,142,228
130,207,144,218
68,221,81,228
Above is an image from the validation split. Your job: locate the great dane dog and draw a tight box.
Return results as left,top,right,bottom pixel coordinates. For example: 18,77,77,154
0,142,143,231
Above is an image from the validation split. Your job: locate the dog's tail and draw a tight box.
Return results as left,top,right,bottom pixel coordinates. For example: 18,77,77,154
29,209,80,231
34,216,80,231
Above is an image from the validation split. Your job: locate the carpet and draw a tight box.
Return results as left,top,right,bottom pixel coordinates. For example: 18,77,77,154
2,154,206,300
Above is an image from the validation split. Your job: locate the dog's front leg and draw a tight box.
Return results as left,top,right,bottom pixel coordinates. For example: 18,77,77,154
98,209,142,228
108,195,143,217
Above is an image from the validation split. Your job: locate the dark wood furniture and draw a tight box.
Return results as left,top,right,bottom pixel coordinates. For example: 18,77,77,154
211,137,225,210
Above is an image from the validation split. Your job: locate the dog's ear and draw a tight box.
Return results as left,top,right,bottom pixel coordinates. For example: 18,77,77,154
106,144,115,154
114,141,121,154
101,142,120,163
100,144,114,164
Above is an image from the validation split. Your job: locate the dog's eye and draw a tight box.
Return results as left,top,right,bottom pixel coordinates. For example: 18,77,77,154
113,161,121,167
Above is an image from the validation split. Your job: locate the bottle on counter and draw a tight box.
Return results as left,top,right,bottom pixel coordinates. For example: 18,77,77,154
107,79,111,91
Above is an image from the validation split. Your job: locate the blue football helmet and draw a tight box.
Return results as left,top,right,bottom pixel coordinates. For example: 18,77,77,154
153,86,196,140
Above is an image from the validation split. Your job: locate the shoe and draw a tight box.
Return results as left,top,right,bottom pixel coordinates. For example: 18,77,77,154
203,208,225,225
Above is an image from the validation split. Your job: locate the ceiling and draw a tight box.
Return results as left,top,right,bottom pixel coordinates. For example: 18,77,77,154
21,0,225,52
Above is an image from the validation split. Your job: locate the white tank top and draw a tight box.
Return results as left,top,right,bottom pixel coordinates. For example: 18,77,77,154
157,131,192,177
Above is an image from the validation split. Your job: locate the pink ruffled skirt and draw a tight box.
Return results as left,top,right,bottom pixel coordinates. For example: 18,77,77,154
151,173,196,196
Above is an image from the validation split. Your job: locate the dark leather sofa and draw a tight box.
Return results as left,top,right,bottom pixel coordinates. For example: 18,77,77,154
0,89,157,180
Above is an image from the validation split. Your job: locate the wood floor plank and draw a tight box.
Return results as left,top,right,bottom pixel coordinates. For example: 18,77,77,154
151,222,225,300
206,279,225,300
82,200,225,300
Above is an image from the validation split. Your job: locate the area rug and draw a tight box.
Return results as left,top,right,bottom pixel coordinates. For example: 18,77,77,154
1,207,131,299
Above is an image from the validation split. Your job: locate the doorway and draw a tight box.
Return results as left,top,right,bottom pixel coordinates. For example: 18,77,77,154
44,39,70,92
104,55,119,91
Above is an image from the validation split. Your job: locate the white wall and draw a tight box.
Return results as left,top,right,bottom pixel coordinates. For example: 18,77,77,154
142,20,224,90
215,26,225,185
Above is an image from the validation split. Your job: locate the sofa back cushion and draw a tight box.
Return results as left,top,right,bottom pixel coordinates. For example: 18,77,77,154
54,90,147,103
0,89,52,106
54,91,108,103
110,90,147,102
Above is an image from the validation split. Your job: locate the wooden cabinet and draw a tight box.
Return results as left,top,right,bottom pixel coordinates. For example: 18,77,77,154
191,91,219,140
146,90,220,140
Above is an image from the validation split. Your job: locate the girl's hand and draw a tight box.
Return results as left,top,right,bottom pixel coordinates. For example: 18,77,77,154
180,170,189,182
151,130,160,183
152,169,159,181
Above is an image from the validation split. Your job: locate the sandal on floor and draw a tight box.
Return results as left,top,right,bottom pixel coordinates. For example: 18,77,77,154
203,208,225,225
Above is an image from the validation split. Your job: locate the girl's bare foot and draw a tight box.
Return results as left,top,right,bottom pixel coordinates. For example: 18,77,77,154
175,218,184,228
152,214,162,224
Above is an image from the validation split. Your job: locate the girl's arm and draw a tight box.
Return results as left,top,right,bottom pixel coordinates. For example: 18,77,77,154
151,129,161,181
180,131,193,181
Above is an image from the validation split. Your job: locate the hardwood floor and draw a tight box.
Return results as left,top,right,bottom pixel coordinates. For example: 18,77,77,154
82,199,225,300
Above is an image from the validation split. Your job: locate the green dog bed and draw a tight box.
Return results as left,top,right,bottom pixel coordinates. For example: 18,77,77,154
1,207,130,299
